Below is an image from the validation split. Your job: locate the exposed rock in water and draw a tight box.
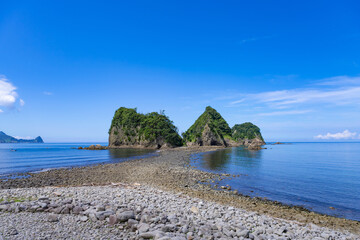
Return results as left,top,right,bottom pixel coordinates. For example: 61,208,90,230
80,145,108,150
108,107,183,149
182,106,232,147
232,122,265,150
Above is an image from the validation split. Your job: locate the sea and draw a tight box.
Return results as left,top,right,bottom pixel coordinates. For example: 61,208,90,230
0,142,359,221
0,143,156,177
190,142,360,221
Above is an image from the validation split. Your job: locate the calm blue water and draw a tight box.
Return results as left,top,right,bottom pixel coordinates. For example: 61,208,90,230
191,143,360,221
0,143,157,177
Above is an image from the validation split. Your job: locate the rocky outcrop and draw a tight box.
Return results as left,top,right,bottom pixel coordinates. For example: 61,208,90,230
182,106,232,147
232,122,265,150
108,107,183,149
0,131,44,143
78,145,109,150
247,138,266,150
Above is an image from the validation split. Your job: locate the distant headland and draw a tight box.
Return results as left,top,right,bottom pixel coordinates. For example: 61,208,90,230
108,106,265,150
0,131,44,143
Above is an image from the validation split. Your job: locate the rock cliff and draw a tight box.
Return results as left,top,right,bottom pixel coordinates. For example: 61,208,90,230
231,122,265,149
182,106,232,147
108,107,183,149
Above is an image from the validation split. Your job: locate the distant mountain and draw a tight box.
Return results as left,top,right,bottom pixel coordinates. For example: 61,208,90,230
0,131,44,143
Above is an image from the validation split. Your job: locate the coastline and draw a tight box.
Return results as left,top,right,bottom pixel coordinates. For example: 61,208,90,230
1,147,359,237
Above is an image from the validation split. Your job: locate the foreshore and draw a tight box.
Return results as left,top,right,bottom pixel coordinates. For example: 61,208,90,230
1,147,359,239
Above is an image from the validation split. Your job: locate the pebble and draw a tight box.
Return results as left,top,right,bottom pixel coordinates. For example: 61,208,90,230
0,185,358,240
47,213,59,222
79,215,88,222
117,210,135,222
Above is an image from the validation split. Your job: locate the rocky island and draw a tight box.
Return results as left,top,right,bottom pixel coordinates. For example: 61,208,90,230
108,106,266,150
232,122,266,150
108,107,183,149
182,106,233,147
182,106,265,150
0,131,44,143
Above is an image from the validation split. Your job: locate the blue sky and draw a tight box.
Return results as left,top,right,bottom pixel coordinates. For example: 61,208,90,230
1,0,360,142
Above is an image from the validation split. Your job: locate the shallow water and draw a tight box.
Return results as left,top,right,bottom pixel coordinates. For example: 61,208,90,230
190,143,360,221
0,143,156,176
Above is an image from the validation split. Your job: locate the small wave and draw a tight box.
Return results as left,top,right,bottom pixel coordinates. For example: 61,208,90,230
30,167,70,174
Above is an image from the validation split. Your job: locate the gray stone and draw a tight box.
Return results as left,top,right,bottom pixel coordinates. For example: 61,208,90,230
52,206,64,214
238,229,250,238
109,215,118,225
38,196,49,201
127,218,138,227
89,213,97,221
95,210,115,221
47,214,59,222
162,224,176,232
79,216,88,222
138,232,156,239
117,210,135,222
222,227,232,237
96,205,105,211
138,223,150,233
72,206,83,214
38,202,47,208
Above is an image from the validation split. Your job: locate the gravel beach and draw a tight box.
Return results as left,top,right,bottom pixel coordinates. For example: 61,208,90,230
1,147,359,239
1,184,359,240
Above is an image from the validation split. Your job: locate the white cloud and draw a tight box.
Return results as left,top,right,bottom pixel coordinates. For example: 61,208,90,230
43,91,53,95
14,136,33,140
0,109,3,113
314,130,358,140
0,76,18,107
0,75,23,111
257,110,313,116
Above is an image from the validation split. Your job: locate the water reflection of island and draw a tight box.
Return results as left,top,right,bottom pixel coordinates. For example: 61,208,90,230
201,148,232,170
231,147,262,159
201,147,263,170
109,148,156,160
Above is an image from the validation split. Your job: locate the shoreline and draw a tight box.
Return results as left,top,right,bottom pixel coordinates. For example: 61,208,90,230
1,147,359,236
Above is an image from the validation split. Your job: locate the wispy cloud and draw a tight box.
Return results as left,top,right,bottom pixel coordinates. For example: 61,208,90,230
0,109,3,113
19,99,25,107
230,99,246,105
43,91,53,95
314,75,360,86
257,110,313,116
314,130,358,140
239,36,273,45
229,76,360,109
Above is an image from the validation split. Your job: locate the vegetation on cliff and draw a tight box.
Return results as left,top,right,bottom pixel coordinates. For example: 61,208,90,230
232,122,264,142
109,106,265,149
109,107,183,148
182,106,232,146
